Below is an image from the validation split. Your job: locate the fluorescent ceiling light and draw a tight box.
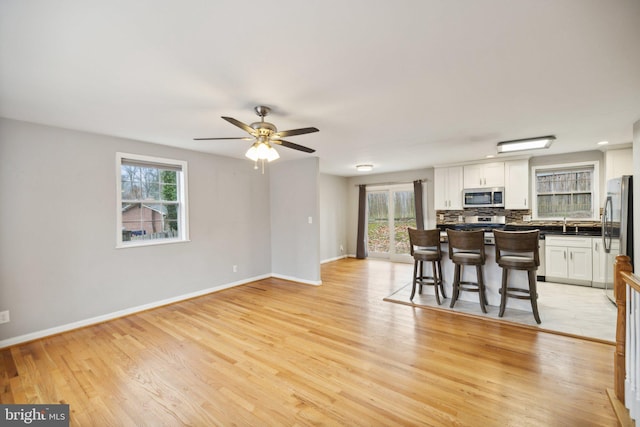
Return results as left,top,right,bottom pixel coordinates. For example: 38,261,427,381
356,164,373,172
497,135,555,153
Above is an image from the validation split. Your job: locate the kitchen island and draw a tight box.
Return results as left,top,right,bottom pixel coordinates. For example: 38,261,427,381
436,242,535,313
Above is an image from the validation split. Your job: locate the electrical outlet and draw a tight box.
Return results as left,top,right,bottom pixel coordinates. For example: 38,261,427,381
439,214,444,221
233,265,238,273
0,310,10,324
308,216,313,224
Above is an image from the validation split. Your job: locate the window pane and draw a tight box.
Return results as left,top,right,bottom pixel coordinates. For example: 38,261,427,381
142,182,159,200
367,192,389,253
535,166,594,218
118,153,187,246
161,183,177,201
393,191,416,255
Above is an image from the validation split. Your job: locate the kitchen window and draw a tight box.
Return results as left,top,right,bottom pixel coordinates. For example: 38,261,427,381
116,152,189,247
532,162,598,220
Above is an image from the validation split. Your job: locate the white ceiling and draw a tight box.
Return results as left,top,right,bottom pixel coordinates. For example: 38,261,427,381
1,1,639,176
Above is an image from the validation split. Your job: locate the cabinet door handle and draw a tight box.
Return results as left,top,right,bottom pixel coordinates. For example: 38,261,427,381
524,198,527,206
570,251,573,261
595,242,598,251
564,250,566,260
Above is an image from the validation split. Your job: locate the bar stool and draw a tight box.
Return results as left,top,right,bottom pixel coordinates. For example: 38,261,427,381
493,229,541,324
408,228,446,304
446,229,488,313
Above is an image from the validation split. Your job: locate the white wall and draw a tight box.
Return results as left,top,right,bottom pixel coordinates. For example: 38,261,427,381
0,118,272,342
319,174,348,263
270,157,321,284
345,168,434,256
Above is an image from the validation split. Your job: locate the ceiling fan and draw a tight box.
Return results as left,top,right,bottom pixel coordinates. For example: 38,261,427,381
194,106,319,172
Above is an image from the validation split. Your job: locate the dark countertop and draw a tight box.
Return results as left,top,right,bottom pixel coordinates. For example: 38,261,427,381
504,224,601,237
437,223,602,237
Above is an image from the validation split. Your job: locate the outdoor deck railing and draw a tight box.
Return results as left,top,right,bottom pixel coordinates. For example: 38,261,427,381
613,254,640,424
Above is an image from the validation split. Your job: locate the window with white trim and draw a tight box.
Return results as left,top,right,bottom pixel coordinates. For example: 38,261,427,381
532,161,598,220
116,153,189,247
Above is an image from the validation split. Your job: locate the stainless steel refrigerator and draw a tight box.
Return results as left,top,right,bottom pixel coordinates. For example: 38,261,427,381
602,175,634,303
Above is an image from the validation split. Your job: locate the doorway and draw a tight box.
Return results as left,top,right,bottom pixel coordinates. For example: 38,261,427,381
366,185,417,262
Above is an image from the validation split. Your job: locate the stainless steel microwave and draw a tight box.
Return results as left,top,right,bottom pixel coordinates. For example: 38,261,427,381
463,187,504,208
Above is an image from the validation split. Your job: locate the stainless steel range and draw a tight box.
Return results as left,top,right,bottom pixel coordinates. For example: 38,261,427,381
439,215,506,245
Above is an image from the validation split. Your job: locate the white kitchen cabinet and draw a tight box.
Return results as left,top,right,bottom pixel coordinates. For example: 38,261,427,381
504,159,529,209
545,236,592,286
434,166,463,210
592,237,618,288
592,237,605,288
463,162,504,188
605,148,633,181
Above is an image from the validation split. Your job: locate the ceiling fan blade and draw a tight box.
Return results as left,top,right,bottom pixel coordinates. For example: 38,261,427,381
222,116,256,135
274,127,319,138
194,137,254,141
272,139,315,153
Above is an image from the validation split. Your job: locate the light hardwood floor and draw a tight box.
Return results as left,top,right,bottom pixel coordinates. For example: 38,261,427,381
1,258,617,426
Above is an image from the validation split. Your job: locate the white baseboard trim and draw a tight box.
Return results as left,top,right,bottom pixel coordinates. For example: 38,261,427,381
0,274,271,349
271,273,322,286
321,255,347,264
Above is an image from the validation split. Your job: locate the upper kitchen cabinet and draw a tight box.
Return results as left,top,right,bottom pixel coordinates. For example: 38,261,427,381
605,148,633,181
504,159,529,209
434,166,463,210
463,162,504,188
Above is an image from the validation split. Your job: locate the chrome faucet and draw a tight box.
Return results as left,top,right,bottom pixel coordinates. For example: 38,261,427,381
563,217,567,233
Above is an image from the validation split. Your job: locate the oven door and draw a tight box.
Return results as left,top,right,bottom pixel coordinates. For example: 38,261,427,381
463,189,493,207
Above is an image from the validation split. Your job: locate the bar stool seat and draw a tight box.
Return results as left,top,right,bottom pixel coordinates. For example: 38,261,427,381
408,228,445,304
446,229,488,313
493,229,541,324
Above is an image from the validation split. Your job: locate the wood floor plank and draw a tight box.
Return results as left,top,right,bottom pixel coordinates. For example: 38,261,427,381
0,258,617,426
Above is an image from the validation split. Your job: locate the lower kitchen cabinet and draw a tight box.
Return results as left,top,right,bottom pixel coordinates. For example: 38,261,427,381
592,237,605,288
545,236,592,286
592,237,618,289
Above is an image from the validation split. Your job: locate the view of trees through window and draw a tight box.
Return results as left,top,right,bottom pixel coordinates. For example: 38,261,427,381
120,164,180,242
535,166,595,218
367,189,416,256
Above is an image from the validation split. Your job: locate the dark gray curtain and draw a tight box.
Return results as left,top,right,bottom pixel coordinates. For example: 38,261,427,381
356,184,368,259
414,180,425,230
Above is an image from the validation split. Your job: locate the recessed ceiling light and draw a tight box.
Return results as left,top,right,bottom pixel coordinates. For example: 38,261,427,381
486,154,495,158
597,140,609,145
356,164,373,172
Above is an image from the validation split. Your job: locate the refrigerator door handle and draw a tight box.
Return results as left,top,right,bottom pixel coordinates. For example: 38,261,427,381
602,196,612,253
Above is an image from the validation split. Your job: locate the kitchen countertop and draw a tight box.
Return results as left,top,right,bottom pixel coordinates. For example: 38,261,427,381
437,223,602,237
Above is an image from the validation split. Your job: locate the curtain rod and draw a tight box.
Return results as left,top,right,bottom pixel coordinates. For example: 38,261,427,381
353,178,430,187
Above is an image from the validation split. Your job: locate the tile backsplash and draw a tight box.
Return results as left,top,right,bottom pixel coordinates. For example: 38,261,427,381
436,208,602,227
436,208,530,224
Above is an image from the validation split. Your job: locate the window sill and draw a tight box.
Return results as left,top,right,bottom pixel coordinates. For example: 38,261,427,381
116,238,191,249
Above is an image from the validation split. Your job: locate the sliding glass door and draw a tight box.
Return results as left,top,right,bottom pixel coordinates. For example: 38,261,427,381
367,185,416,262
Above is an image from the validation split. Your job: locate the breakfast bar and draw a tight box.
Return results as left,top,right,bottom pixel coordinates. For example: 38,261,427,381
436,241,535,312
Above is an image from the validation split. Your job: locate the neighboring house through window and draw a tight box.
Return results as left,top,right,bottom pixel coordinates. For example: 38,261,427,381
532,161,599,220
116,152,189,247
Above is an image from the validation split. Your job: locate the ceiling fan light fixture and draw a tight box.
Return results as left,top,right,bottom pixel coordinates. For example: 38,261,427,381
356,164,374,172
245,144,260,161
497,135,555,153
266,145,280,162
245,142,280,162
